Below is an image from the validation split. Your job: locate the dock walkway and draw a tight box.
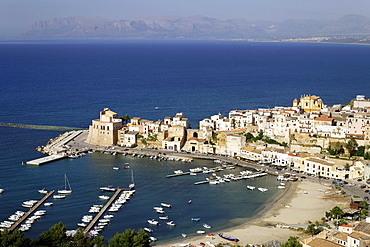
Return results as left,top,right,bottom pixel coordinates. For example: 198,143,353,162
26,155,65,166
83,189,124,235
9,191,54,231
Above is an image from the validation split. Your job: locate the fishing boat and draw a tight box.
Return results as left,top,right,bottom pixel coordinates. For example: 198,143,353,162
58,174,72,194
218,233,239,242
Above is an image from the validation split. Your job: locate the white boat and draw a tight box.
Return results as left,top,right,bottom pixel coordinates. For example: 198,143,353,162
129,170,135,190
0,188,3,193
161,203,172,208
197,230,206,234
44,202,53,206
53,194,66,199
100,186,116,192
277,186,286,189
144,227,153,233
113,167,119,170
77,223,87,227
38,188,48,194
258,187,268,192
58,174,72,194
99,195,110,200
159,216,168,220
166,221,176,226
203,223,212,229
174,170,183,174
182,233,187,238
246,185,255,190
153,206,163,211
147,219,159,225
149,236,157,242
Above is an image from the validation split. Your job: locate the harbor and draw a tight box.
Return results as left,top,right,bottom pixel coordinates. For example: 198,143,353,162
8,191,55,232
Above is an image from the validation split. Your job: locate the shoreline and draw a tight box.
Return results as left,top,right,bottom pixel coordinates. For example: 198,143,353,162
158,179,348,247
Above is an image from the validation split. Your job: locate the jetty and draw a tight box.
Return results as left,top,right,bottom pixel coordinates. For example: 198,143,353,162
26,155,65,166
83,188,124,235
9,191,54,231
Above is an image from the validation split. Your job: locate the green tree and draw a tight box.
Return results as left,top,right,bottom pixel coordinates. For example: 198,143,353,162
73,228,94,247
120,115,131,124
93,236,105,247
0,229,34,247
305,224,323,236
344,163,351,171
330,206,344,219
356,146,365,156
345,137,358,157
281,236,302,247
37,222,68,247
108,229,149,247
244,132,254,142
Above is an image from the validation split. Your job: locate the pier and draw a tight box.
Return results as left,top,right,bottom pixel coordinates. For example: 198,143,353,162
83,188,124,236
9,191,54,232
26,155,65,166
166,172,192,178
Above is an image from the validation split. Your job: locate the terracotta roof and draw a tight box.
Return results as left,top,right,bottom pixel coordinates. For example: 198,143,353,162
243,147,254,152
305,238,342,247
315,117,334,121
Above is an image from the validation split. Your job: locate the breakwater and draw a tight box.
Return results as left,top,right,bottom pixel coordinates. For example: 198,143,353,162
0,122,85,131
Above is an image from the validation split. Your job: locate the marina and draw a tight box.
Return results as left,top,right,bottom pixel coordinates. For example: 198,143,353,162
8,191,55,232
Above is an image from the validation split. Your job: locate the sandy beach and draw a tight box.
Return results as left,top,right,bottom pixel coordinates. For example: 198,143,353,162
158,179,349,247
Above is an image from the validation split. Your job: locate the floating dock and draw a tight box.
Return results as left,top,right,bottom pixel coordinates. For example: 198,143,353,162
83,188,124,236
9,191,54,231
166,172,191,178
26,155,65,166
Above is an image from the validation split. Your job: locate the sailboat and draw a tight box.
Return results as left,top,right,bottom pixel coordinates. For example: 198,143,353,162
129,170,135,190
58,174,72,194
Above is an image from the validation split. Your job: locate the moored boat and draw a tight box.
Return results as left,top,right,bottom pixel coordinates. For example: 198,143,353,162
246,185,255,190
203,223,212,229
38,188,48,194
100,186,116,192
218,233,239,242
147,219,159,225
160,203,172,208
58,174,72,194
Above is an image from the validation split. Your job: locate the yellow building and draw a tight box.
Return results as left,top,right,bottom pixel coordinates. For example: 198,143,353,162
293,95,324,113
86,108,123,146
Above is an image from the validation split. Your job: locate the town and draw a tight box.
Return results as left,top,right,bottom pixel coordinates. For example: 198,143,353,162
75,94,370,182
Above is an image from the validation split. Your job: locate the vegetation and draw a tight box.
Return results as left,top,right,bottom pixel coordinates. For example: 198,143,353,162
244,132,287,147
0,222,149,247
120,115,131,124
345,137,358,157
281,236,303,247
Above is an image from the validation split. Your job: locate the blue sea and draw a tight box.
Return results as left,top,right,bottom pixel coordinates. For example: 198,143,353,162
0,40,370,243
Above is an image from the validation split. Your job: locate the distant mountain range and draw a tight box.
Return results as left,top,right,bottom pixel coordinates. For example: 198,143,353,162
20,14,370,42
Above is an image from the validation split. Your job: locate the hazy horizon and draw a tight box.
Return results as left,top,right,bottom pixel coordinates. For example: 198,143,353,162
1,0,370,37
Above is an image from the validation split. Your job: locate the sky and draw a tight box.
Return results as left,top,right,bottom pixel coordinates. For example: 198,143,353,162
1,0,370,37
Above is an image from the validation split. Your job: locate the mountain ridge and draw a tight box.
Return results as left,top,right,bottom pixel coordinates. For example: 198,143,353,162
20,14,370,41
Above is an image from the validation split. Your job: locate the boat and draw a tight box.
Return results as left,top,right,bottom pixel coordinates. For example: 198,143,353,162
161,203,172,208
277,186,286,189
0,188,3,194
144,227,153,233
191,218,201,221
38,188,48,194
53,194,66,199
166,221,176,226
258,187,268,192
113,167,119,170
197,230,205,234
246,185,255,190
149,236,157,242
147,219,159,225
218,233,239,242
203,223,212,229
188,200,192,204
129,170,135,190
159,216,168,220
182,233,187,238
58,174,72,194
77,223,87,227
44,202,53,206
100,186,116,192
99,195,110,200
174,170,183,174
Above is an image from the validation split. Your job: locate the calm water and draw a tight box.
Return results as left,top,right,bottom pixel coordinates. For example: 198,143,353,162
1,40,370,243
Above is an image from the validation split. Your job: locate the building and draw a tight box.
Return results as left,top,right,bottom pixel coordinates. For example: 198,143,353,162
293,95,324,113
86,108,122,146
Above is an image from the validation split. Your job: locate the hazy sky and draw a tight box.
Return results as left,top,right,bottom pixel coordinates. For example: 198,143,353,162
1,0,370,37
